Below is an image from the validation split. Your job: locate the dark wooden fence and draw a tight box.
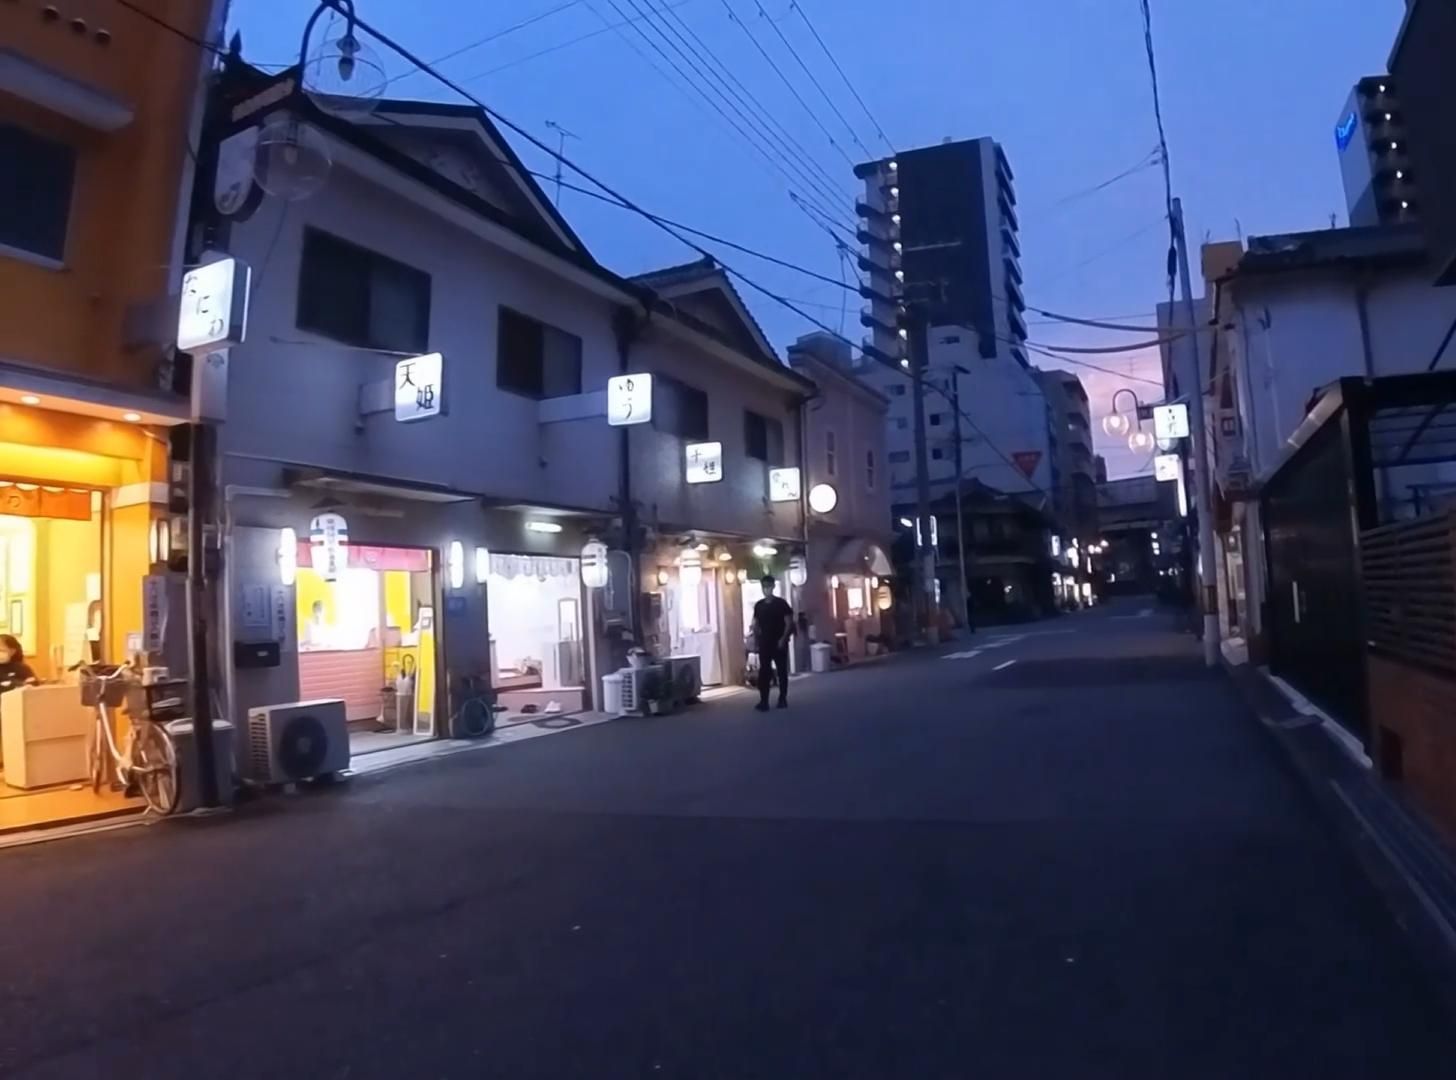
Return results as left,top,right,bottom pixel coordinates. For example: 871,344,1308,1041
1362,511,1456,841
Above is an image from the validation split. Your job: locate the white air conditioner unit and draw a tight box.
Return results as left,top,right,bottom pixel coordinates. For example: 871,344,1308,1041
662,655,702,705
246,699,350,784
617,665,667,717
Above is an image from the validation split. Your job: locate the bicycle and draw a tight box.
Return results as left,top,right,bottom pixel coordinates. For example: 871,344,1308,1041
77,663,180,816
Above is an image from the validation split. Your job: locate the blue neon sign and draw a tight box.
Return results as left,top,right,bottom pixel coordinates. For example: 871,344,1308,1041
1335,111,1358,153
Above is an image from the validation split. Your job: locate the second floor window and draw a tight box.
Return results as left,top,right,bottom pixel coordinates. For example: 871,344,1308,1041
826,430,838,477
1,123,75,263
496,307,582,398
744,410,784,463
866,449,877,491
297,228,431,353
654,375,709,440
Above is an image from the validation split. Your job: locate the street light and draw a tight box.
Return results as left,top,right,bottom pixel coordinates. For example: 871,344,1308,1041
1102,388,1140,438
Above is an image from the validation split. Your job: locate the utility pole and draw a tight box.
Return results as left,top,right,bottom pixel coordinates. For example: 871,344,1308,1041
949,368,972,631
1172,197,1219,666
908,306,939,644
544,120,578,208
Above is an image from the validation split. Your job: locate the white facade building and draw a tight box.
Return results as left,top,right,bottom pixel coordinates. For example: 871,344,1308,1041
1199,223,1456,654
208,67,811,759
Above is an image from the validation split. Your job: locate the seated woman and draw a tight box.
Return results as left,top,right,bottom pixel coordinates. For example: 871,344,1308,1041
0,634,38,694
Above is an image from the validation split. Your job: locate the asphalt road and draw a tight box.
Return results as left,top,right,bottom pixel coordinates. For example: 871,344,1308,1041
3,599,1452,1078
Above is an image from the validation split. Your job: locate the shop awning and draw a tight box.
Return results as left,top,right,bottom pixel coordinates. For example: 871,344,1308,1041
826,538,893,577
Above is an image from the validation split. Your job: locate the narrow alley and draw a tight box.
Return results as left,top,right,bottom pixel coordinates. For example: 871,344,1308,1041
1,601,1450,1078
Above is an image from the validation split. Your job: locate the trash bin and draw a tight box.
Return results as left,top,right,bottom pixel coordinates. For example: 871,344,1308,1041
810,642,833,673
601,672,625,716
165,719,236,813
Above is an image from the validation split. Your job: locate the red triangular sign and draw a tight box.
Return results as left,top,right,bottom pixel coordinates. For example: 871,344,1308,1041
1012,451,1042,478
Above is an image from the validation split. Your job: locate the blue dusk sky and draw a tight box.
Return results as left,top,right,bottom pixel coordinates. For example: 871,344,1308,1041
228,0,1408,477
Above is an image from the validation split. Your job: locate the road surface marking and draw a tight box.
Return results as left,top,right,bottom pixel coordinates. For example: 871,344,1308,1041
942,650,982,660
993,659,1017,671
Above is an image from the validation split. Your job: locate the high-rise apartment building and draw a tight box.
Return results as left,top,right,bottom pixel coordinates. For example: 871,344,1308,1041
854,137,1027,367
1336,76,1417,227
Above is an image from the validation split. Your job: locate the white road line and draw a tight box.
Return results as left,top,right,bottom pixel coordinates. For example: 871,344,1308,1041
993,659,1017,671
942,650,982,660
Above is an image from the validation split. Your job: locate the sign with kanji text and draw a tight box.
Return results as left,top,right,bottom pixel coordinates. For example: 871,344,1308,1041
395,352,444,422
1154,403,1190,441
1154,453,1181,483
309,513,349,582
768,467,801,502
685,441,723,484
607,373,653,426
142,575,168,654
178,257,249,353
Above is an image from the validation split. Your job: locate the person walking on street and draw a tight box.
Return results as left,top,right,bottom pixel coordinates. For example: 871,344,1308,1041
751,575,795,711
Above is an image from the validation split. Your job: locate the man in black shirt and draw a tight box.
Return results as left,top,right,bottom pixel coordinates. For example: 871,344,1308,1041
751,575,795,711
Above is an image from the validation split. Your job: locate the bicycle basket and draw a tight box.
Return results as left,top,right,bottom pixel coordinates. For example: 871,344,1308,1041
80,669,129,708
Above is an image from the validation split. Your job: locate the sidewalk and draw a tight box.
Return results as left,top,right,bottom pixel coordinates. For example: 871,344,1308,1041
1222,656,1456,1001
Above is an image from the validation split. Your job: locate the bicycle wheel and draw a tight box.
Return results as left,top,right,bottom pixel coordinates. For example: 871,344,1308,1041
131,723,180,816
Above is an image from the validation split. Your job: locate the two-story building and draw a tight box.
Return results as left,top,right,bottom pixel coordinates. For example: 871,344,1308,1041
788,332,893,662
205,62,811,762
0,0,222,829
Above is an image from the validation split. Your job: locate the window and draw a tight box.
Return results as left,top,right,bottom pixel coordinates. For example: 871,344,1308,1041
654,375,709,440
297,228,431,353
825,430,838,477
895,417,909,430
0,124,75,262
930,413,944,427
890,385,907,397
744,410,784,463
932,448,945,461
889,450,910,464
496,307,583,398
866,449,877,491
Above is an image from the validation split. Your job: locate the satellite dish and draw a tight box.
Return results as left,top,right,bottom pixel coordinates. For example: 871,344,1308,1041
303,13,387,117
254,116,331,202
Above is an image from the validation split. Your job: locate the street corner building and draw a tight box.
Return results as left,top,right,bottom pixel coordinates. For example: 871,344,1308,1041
0,0,222,830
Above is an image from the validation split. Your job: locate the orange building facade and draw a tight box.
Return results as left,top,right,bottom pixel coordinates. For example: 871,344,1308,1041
0,0,222,831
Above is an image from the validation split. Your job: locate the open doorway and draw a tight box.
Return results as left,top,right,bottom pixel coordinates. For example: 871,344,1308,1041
485,553,587,719
294,544,439,755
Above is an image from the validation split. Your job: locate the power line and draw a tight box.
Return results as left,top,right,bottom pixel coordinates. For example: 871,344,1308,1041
717,0,857,169
630,0,854,216
594,0,853,228
380,0,584,92
457,0,694,82
1136,0,1178,301
655,0,855,202
746,0,874,159
314,6,1164,402
789,1,894,153
107,0,223,53
1043,147,1161,212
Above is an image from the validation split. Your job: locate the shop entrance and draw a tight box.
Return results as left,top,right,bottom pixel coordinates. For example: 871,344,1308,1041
485,553,586,718
0,486,146,830
294,544,439,755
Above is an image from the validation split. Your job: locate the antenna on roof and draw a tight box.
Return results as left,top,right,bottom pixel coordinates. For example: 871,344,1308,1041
544,120,580,208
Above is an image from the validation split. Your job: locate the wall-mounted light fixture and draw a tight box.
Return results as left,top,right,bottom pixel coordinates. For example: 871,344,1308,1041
475,546,490,585
448,541,465,589
526,520,563,534
278,527,298,586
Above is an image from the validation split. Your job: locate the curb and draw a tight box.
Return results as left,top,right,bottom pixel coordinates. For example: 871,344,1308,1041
1220,657,1456,1012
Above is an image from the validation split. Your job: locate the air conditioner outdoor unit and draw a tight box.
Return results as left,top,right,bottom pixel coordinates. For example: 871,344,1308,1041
618,664,668,717
662,655,703,705
246,699,351,784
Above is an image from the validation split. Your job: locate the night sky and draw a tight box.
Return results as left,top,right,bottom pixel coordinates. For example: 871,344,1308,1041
229,0,1408,476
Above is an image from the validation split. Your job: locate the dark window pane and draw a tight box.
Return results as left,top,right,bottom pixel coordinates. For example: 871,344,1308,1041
541,323,583,397
296,228,429,352
655,376,709,440
497,308,545,396
0,124,75,261
744,411,769,461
